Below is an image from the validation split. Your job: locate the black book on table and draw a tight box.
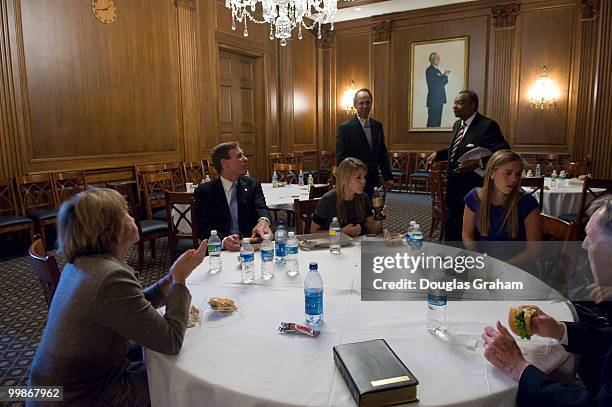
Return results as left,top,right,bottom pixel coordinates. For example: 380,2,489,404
333,339,419,407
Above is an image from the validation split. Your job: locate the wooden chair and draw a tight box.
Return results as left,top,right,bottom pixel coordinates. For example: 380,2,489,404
269,153,284,175
389,152,410,192
165,191,199,259
540,214,576,293
562,177,612,239
52,171,87,204
429,170,446,240
203,159,218,180
274,163,303,185
163,162,187,190
408,153,430,193
564,162,588,178
183,161,206,184
520,177,545,209
106,182,169,271
309,184,329,199
285,152,304,165
142,172,174,221
316,150,335,184
135,163,163,195
431,160,449,186
0,177,35,244
15,173,58,248
28,235,61,308
293,198,319,235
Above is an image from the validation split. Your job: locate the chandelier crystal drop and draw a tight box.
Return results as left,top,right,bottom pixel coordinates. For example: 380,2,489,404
225,0,338,47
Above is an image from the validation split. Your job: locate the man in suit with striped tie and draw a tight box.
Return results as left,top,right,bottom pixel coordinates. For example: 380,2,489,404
427,90,509,241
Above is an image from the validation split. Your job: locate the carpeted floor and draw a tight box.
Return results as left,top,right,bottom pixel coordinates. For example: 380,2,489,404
0,191,435,389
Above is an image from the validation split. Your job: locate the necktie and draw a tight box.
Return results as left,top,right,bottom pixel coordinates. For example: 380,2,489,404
450,122,466,161
363,120,373,148
229,183,239,234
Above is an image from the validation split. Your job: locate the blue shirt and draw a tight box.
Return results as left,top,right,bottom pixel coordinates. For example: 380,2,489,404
464,188,539,241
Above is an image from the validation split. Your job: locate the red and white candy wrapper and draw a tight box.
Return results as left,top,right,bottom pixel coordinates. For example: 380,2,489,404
278,322,320,337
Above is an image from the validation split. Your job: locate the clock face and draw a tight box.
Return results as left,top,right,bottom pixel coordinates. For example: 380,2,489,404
91,0,117,24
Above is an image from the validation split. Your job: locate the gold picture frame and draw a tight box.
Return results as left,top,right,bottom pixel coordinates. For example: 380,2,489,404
409,36,469,132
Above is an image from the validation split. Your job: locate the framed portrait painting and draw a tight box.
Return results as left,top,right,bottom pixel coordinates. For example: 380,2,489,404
409,36,469,132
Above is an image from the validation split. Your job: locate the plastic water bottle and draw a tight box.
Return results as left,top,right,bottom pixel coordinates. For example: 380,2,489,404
240,238,255,283
551,169,558,188
208,230,222,274
559,170,567,187
307,173,314,188
535,163,542,177
426,287,448,336
204,174,211,183
286,231,299,277
298,170,305,187
329,217,341,254
275,221,286,264
272,171,278,188
409,224,423,249
405,220,416,242
260,234,274,280
304,262,324,324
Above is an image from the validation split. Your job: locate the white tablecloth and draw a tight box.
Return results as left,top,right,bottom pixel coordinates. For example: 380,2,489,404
261,183,317,211
146,243,576,407
172,183,319,233
523,178,588,217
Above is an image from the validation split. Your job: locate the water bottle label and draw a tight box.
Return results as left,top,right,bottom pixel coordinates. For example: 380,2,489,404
305,291,323,315
329,228,339,237
286,245,298,255
275,243,286,257
207,243,221,254
240,253,255,263
260,249,274,261
427,293,447,307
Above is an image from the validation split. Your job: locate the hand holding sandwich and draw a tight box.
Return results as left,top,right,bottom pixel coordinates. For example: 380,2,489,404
482,306,567,382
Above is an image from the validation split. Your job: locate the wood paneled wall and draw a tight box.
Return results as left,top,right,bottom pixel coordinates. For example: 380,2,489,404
322,0,612,178
0,0,318,180
1,0,611,180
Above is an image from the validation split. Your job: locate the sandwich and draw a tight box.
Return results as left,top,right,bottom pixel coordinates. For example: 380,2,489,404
508,306,536,340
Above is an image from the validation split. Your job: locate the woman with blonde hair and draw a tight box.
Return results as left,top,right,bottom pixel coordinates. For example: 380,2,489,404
462,149,541,267
28,188,206,407
311,157,383,236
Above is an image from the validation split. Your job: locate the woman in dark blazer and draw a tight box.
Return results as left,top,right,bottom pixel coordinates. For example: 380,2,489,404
28,188,206,406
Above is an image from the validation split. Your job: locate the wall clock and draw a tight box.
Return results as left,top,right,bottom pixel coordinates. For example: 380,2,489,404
92,0,117,24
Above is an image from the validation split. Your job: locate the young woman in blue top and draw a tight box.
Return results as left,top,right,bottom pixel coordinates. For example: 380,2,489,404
462,149,542,267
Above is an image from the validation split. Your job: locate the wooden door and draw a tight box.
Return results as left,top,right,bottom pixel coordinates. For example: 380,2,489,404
217,50,265,178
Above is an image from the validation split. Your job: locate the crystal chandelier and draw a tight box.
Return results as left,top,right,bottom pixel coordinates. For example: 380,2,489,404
225,0,338,47
528,66,560,110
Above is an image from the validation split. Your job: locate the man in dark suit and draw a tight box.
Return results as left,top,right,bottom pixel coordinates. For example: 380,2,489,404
427,90,509,241
194,141,271,251
426,52,450,127
336,88,393,197
481,202,612,406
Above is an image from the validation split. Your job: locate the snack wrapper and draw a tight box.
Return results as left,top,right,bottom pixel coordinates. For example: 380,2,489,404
278,322,320,337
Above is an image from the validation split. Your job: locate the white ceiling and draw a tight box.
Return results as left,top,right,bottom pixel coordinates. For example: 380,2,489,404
335,0,477,22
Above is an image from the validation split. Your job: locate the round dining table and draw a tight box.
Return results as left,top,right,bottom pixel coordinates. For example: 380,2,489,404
261,182,317,211
146,241,576,407
522,177,592,217
172,182,318,233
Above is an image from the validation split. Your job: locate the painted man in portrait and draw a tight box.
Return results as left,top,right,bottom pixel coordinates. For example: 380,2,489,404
426,52,451,127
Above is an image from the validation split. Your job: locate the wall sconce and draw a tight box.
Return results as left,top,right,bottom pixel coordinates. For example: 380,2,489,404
341,80,357,115
528,66,560,110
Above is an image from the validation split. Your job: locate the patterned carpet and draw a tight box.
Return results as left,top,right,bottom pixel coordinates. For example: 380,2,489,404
0,191,434,390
